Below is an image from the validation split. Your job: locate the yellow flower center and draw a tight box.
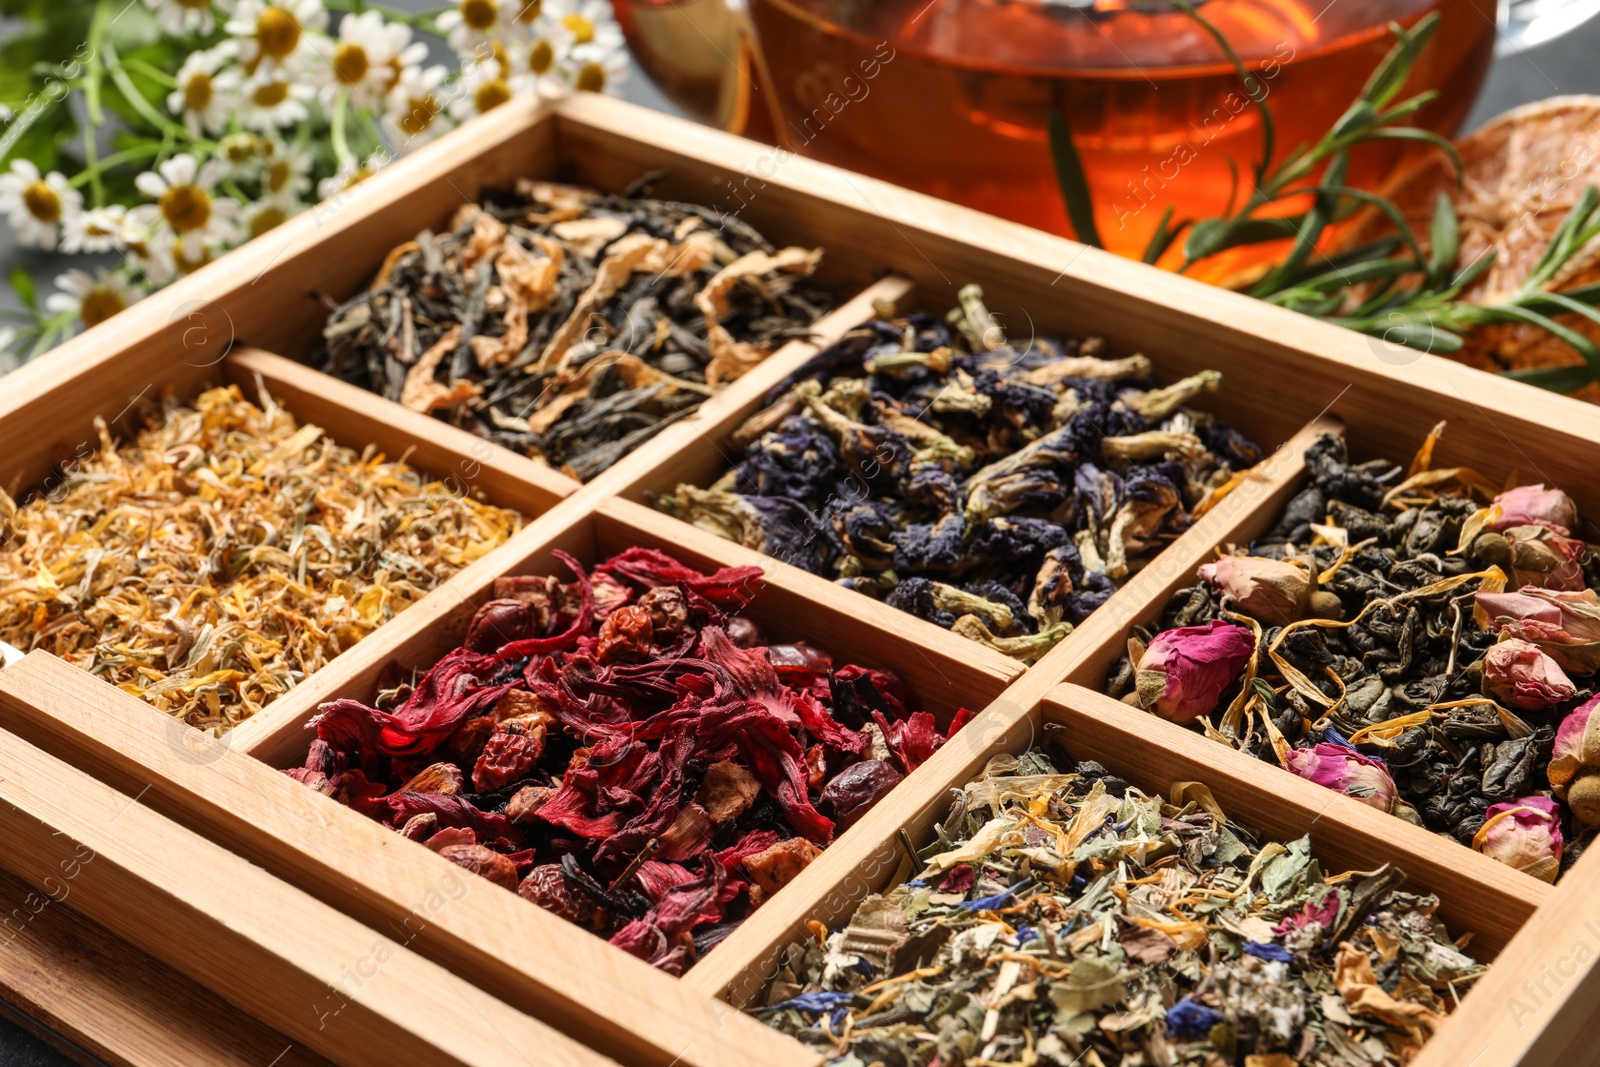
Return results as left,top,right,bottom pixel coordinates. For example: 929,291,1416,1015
562,13,594,43
253,80,291,107
528,39,553,75
460,0,497,30
183,72,214,111
175,239,212,275
575,60,605,93
514,0,541,23
346,167,374,190
256,6,302,61
474,77,511,114
249,205,288,238
381,56,404,92
84,219,117,238
266,159,292,194
333,42,370,86
490,40,511,78
21,180,61,223
80,285,127,328
159,184,212,233
399,94,440,137
221,133,259,163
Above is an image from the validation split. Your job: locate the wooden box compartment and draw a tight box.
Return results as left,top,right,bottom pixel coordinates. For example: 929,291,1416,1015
1,90,1599,1066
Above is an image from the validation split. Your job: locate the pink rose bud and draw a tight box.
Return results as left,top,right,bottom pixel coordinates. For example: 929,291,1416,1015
1472,797,1563,883
1551,697,1600,825
1482,638,1577,712
1476,587,1600,674
1491,484,1578,536
1134,620,1254,724
1196,555,1310,623
1283,743,1396,812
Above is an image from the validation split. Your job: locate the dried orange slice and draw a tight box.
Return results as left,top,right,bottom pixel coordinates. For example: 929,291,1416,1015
1352,95,1600,393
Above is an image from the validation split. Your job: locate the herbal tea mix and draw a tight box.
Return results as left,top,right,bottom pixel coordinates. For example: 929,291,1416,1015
289,549,970,974
1107,429,1600,882
657,287,1262,663
0,386,521,732
316,180,836,482
759,748,1480,1067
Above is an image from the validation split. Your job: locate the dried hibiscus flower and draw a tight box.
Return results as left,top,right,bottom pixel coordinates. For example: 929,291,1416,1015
290,548,970,974
659,285,1260,663
0,385,520,732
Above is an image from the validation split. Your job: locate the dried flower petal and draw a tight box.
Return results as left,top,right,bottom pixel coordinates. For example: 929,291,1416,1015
1284,743,1397,812
1134,620,1254,723
1472,796,1563,882
1482,638,1577,711
1491,484,1577,535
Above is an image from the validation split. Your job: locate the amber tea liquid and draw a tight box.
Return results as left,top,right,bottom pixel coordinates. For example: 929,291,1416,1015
746,0,1498,272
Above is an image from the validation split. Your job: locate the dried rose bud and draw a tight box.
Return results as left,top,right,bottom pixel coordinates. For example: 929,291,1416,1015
1500,525,1588,591
437,843,519,890
1196,555,1310,623
1482,638,1578,711
1472,796,1564,882
464,598,535,653
1134,621,1255,724
1283,743,1396,812
821,759,903,832
1550,697,1600,824
1476,587,1600,673
597,604,655,664
1491,484,1577,536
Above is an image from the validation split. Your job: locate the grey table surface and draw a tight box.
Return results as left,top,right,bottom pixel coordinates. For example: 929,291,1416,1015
0,6,1595,1065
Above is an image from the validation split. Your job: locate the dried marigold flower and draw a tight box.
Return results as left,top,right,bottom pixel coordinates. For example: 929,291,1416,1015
1473,796,1563,882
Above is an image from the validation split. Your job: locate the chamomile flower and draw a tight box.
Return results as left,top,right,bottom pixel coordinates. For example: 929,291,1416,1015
61,204,128,254
238,70,315,130
383,65,454,150
227,0,327,74
168,47,242,136
564,39,628,94
447,59,524,122
437,0,509,58
0,326,14,359
124,235,178,288
544,0,623,54
374,18,430,99
316,151,390,201
129,154,241,261
320,10,399,109
260,140,313,200
0,160,80,251
143,0,220,37
241,193,300,239
45,269,144,330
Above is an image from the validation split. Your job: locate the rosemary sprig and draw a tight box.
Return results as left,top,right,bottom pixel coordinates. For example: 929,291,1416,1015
1048,7,1600,392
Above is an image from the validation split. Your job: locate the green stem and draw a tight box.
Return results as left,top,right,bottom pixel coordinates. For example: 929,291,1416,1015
121,57,179,89
103,38,210,148
66,141,167,188
82,0,113,206
330,87,353,167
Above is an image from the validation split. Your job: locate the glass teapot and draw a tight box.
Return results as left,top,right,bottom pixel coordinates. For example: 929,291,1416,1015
612,0,1598,258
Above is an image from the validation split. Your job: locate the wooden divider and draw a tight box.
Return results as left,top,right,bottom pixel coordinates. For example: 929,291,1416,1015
0,716,617,1067
0,864,333,1067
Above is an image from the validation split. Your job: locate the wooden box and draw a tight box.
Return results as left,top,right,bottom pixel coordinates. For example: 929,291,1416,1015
0,91,1598,1066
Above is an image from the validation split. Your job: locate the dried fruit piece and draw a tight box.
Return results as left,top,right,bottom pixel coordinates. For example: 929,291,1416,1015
697,761,762,824
473,717,550,791
518,863,606,928
597,604,654,664
821,759,903,832
437,844,519,890
744,838,822,899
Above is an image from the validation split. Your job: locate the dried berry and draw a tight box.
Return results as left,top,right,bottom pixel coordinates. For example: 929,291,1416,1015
465,599,537,653
821,759,903,832
518,863,606,929
597,604,654,664
472,718,549,791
